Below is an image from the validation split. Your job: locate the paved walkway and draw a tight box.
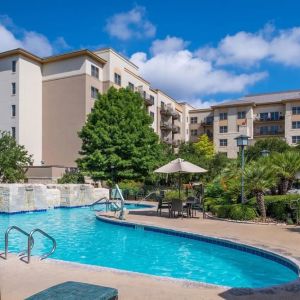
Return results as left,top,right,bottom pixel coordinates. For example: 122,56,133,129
1,203,300,299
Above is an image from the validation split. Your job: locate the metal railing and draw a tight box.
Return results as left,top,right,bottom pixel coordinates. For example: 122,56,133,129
28,229,56,263
90,197,110,211
2,225,56,264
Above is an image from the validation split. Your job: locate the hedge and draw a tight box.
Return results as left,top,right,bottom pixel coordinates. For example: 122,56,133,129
210,204,257,221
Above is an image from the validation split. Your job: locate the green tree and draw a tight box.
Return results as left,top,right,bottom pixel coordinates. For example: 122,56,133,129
57,169,85,184
0,131,32,183
270,151,300,194
246,138,291,161
77,87,165,182
244,162,276,221
193,134,214,159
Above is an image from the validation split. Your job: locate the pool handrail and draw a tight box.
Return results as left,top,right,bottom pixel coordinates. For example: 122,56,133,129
28,228,56,263
90,197,110,211
115,184,125,220
3,225,34,261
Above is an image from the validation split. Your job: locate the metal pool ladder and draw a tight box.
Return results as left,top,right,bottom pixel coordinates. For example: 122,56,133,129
2,225,56,263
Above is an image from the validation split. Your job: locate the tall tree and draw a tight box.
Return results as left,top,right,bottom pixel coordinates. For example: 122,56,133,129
244,162,276,221
77,87,166,182
0,131,33,183
246,138,291,161
193,134,214,159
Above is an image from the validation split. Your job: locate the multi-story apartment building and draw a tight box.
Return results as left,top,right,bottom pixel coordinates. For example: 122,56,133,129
189,90,300,158
1,47,300,182
0,48,186,179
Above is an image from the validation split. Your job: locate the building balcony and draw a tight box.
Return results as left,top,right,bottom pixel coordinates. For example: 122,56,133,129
201,117,214,126
139,91,154,106
172,139,181,147
254,130,285,137
172,125,180,133
160,121,172,131
254,115,284,123
162,137,173,145
172,111,180,119
160,105,174,116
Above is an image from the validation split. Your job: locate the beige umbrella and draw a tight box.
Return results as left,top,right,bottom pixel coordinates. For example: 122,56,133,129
154,158,207,199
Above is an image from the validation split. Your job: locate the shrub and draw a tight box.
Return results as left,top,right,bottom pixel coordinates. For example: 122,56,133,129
248,194,300,222
205,182,225,198
204,197,228,211
164,190,181,201
58,169,85,184
118,180,143,199
229,205,257,220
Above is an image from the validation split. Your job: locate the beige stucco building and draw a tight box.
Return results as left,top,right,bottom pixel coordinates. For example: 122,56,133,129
1,47,300,182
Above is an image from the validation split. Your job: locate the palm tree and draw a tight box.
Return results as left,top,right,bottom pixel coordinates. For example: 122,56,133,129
244,162,276,221
270,151,300,194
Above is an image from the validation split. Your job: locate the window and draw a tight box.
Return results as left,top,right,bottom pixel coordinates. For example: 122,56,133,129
270,125,279,134
292,107,300,115
219,139,227,147
292,121,300,129
260,112,268,120
292,136,300,144
128,82,134,91
11,82,16,95
219,112,227,120
150,112,154,120
11,127,16,139
270,112,279,121
91,65,99,78
219,126,228,133
191,129,198,136
11,105,16,117
12,60,16,72
190,117,198,124
114,73,121,85
260,126,268,135
91,86,99,99
150,95,154,103
237,111,246,119
161,101,165,108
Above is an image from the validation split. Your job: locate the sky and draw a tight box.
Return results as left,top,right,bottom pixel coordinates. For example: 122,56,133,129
1,0,300,108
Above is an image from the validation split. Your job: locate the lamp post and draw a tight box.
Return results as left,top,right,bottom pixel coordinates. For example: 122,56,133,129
260,149,270,157
235,135,250,204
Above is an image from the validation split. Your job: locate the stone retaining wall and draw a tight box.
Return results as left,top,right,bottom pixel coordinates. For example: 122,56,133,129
0,184,109,213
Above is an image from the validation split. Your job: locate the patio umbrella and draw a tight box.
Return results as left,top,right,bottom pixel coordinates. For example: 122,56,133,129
154,158,207,199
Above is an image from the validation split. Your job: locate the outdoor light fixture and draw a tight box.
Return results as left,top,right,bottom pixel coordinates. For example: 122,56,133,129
235,135,250,204
261,149,270,157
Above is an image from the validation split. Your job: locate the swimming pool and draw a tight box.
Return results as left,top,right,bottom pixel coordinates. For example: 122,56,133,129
0,207,298,288
93,202,153,211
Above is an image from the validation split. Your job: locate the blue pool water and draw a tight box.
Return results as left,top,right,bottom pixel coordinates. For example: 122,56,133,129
94,202,153,211
0,207,298,288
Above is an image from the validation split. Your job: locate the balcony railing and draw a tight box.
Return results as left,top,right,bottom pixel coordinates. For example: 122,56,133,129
254,115,284,122
254,130,284,136
162,137,173,145
161,105,174,116
160,121,172,131
172,140,181,147
139,91,154,106
201,117,214,126
172,125,180,133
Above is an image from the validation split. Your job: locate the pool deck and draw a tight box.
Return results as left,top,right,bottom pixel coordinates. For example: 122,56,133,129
1,202,300,299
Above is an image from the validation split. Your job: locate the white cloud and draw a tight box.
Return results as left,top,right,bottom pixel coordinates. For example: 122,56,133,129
131,38,267,105
197,25,300,67
0,16,70,56
270,27,300,66
150,36,189,55
105,6,156,40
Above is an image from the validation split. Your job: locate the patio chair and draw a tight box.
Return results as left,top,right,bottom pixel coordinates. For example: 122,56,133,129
25,281,118,300
186,196,202,217
170,199,187,218
157,196,170,216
